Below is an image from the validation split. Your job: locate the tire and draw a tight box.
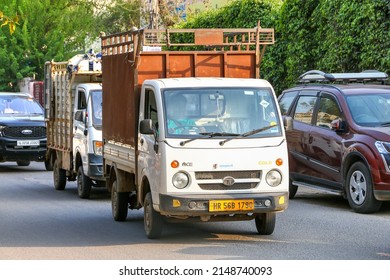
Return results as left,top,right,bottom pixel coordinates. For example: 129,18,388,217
111,179,128,221
289,179,298,199
255,212,276,235
53,158,66,190
77,166,92,199
346,162,382,214
16,160,30,167
44,155,54,171
144,192,163,239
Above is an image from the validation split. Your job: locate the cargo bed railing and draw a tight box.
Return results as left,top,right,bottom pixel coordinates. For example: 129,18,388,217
101,22,274,78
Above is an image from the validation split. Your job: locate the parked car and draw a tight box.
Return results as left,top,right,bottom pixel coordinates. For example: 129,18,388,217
0,92,46,167
278,70,390,213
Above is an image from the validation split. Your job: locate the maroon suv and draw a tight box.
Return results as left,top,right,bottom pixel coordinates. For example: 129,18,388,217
278,70,390,213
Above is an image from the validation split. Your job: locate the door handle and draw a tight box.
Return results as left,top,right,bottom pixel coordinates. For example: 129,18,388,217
140,138,144,145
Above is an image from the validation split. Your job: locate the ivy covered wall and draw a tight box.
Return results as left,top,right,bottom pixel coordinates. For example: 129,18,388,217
179,0,389,94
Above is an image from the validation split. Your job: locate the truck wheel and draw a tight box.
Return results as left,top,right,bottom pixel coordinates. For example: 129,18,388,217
111,179,128,221
77,166,92,199
255,212,276,235
17,160,30,167
144,192,163,239
44,155,54,171
53,159,66,190
346,162,382,214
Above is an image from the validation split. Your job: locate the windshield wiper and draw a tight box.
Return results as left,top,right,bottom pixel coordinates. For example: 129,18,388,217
200,132,240,137
380,122,390,127
219,124,277,146
179,132,239,146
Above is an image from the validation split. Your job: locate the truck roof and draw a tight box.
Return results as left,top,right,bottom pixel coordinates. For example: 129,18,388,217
74,82,102,91
145,77,273,89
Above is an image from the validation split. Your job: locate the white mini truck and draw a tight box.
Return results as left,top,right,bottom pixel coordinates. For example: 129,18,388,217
101,27,290,238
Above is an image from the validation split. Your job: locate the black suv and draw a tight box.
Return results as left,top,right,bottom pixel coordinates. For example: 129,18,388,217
278,70,390,213
0,92,46,167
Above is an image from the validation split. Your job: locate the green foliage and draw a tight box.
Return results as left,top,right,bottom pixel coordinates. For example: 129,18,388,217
263,0,320,94
178,0,389,95
98,0,140,34
0,10,19,34
180,0,278,29
313,0,389,73
269,0,389,94
0,0,388,94
0,0,101,91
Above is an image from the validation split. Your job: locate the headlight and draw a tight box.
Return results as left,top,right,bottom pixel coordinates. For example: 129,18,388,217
266,169,282,187
375,141,390,154
93,140,103,155
0,125,5,136
172,172,190,189
376,141,390,172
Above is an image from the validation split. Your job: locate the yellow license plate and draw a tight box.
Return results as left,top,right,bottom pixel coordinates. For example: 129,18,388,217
209,199,254,212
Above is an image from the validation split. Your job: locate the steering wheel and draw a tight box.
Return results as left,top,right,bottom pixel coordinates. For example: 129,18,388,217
170,125,205,134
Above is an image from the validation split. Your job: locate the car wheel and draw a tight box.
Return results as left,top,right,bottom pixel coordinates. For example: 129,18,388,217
255,212,275,235
144,192,163,239
77,166,92,199
346,162,382,213
111,179,128,221
16,160,30,166
289,179,298,199
53,158,66,190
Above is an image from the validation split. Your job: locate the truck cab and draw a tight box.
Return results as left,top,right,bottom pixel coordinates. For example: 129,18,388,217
137,78,288,237
73,83,104,197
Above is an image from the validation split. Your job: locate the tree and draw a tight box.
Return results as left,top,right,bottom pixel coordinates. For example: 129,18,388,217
260,0,389,94
0,10,19,34
0,0,101,91
98,0,141,33
262,0,320,94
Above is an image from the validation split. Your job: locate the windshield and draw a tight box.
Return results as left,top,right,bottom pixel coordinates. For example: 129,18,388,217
90,90,102,127
0,95,43,115
346,93,390,127
163,87,281,138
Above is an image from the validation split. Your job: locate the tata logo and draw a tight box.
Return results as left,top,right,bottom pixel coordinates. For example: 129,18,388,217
21,129,33,135
222,176,235,186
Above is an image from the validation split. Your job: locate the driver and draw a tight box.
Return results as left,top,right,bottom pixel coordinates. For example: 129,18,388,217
166,95,196,134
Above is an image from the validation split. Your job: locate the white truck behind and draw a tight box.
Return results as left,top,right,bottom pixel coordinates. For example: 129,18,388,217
44,53,105,198
102,27,290,238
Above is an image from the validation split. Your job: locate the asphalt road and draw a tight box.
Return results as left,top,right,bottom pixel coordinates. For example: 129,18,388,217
0,161,389,260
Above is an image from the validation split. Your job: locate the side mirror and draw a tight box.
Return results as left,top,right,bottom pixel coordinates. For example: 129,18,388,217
140,119,154,135
283,116,293,131
75,110,84,122
331,119,346,133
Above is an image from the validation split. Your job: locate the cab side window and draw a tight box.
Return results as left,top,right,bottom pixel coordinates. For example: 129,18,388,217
77,90,87,110
315,96,341,129
144,89,158,129
293,96,317,124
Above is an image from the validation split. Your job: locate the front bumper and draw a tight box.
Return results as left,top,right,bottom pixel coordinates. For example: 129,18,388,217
0,138,46,162
158,192,288,216
87,153,104,181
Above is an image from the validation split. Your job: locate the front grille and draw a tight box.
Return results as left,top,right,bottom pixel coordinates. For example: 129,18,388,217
195,170,261,190
3,126,46,139
199,182,258,190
